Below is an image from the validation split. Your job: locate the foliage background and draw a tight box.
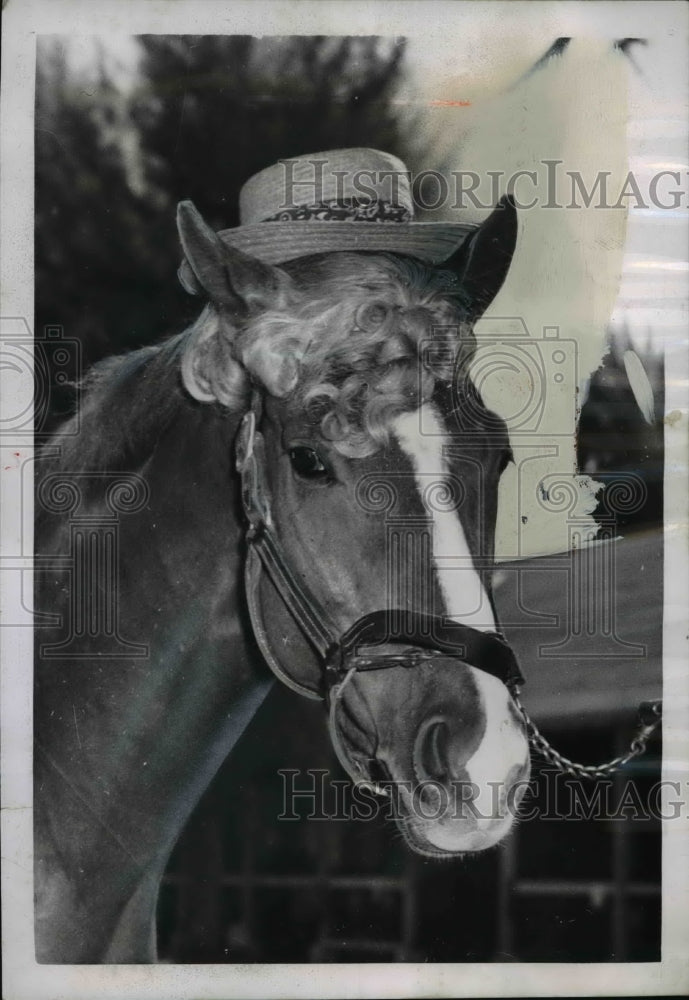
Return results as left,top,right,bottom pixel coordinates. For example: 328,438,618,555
35,35,408,422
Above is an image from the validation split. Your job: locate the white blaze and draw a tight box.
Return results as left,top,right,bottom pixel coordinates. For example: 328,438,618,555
393,404,529,849
392,404,496,632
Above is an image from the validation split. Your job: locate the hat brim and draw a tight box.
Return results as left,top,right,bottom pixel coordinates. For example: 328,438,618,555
216,221,476,266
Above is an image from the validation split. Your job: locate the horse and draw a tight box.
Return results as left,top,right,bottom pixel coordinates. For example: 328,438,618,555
34,194,530,963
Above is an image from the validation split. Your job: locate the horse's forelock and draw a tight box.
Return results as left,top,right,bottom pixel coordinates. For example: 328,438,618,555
238,253,474,455
177,250,475,452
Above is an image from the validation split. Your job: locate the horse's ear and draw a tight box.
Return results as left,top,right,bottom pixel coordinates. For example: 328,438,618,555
176,200,290,316
445,195,518,318
178,203,299,404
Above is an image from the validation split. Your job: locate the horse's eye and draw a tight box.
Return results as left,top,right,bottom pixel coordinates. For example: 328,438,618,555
289,446,329,479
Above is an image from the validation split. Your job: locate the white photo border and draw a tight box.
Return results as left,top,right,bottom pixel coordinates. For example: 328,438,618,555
2,1,688,997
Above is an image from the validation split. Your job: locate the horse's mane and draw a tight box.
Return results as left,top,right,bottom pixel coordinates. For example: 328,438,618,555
44,331,198,475
192,252,475,458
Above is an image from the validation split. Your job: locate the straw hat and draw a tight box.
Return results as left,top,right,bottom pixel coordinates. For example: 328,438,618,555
199,148,475,266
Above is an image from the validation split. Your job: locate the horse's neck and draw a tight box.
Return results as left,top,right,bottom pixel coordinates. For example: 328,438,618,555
35,394,272,961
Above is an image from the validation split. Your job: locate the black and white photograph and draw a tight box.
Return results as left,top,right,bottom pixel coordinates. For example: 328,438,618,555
1,1,688,997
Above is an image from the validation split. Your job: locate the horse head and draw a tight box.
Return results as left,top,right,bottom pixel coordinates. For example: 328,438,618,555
176,198,529,857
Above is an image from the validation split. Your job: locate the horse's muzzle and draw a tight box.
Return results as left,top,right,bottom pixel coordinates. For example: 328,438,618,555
326,628,530,857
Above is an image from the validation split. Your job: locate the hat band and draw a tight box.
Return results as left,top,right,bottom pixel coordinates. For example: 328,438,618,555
262,198,412,224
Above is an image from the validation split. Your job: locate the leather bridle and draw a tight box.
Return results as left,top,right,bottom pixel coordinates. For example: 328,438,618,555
235,396,524,705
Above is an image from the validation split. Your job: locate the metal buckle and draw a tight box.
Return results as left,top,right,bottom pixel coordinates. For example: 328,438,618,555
236,410,274,533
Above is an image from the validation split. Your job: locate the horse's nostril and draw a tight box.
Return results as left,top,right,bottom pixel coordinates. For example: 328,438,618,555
414,717,450,783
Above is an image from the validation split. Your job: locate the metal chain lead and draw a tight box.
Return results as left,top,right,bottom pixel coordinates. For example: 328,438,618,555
511,690,662,780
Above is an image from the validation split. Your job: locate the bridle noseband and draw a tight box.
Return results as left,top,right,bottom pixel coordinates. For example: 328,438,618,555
235,399,524,703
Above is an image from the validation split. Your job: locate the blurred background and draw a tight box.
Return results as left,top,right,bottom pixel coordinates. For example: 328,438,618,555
35,34,409,426
35,33,665,962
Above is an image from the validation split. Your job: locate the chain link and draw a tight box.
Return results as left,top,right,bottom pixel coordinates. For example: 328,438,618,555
511,690,662,780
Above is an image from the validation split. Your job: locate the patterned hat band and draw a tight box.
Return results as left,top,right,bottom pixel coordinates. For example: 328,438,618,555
262,198,413,224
